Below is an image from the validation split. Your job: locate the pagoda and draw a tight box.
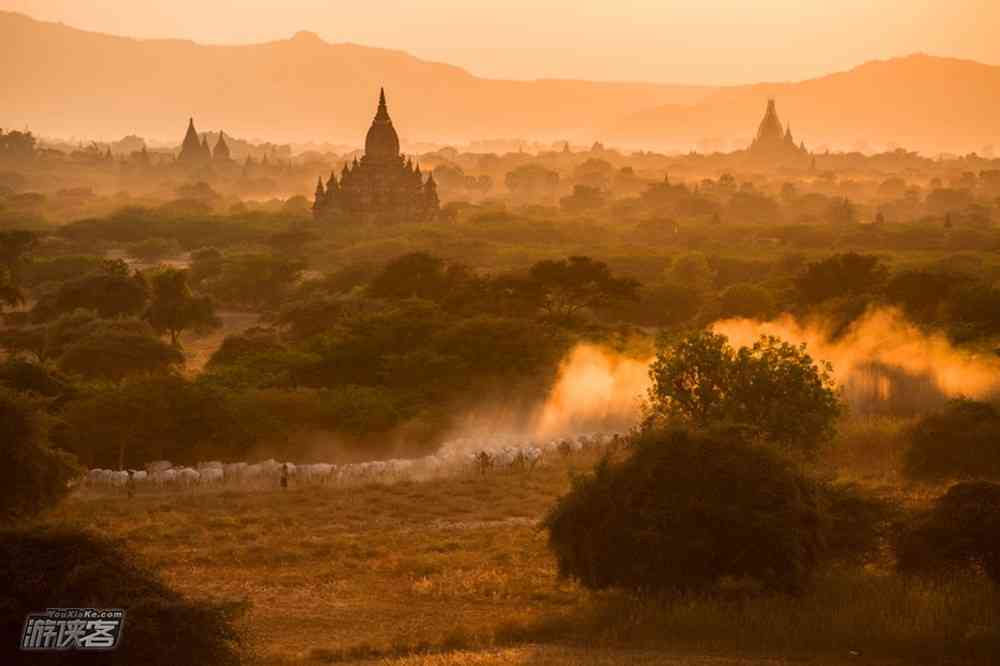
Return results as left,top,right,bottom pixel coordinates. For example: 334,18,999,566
313,89,439,223
748,99,808,162
178,118,211,164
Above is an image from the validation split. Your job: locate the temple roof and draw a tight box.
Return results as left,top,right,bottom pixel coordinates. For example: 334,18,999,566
364,87,400,161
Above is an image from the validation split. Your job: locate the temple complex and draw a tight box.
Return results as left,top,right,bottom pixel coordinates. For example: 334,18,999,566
177,118,232,165
313,89,439,223
748,99,809,162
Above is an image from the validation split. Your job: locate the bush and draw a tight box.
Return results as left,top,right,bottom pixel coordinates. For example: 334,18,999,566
716,282,775,319
817,481,896,566
904,399,1000,481
0,389,79,523
0,528,244,665
896,481,1000,582
544,427,824,594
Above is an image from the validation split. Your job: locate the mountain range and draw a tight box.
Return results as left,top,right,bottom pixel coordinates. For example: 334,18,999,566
2,11,998,155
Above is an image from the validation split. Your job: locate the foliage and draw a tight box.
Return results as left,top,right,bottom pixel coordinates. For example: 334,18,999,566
55,375,248,469
716,282,775,319
544,427,825,594
146,267,220,345
200,253,305,309
369,252,467,302
55,318,184,382
32,259,148,321
0,358,76,402
668,252,716,292
528,256,639,321
795,252,888,305
126,237,183,262
896,481,1000,582
646,331,842,453
904,399,1000,481
207,327,285,368
0,528,244,665
0,389,78,523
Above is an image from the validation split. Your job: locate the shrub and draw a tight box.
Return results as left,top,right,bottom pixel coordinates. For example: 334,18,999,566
716,282,775,319
817,481,896,566
896,481,1000,582
904,399,1000,481
0,528,244,665
0,389,79,523
544,427,824,594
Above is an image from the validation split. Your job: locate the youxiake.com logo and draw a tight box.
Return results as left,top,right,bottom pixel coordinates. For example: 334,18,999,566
21,608,125,651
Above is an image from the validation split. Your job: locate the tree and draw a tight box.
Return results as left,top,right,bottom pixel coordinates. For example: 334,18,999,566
897,481,1000,582
544,427,825,594
33,259,148,321
646,331,841,454
0,129,36,162
0,267,22,310
504,164,560,201
146,268,220,346
716,283,775,319
794,252,888,305
904,400,1000,481
204,254,305,310
57,375,247,470
559,185,606,213
668,252,716,292
56,318,184,382
0,389,79,522
369,252,460,302
528,256,639,321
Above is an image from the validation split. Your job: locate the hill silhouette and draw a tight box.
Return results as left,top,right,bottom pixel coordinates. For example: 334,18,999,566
609,54,1000,155
2,11,998,154
0,11,707,146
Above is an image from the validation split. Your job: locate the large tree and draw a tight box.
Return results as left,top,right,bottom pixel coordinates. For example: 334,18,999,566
646,331,842,454
0,389,79,523
146,268,220,346
528,256,639,321
33,259,148,321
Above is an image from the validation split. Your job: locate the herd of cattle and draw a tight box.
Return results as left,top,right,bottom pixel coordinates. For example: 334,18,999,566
79,432,625,494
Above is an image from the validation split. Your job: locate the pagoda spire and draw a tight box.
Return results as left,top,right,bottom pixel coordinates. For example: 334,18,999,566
376,87,389,121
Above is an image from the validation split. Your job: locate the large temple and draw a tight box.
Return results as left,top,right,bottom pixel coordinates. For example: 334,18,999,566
313,89,439,223
748,99,809,162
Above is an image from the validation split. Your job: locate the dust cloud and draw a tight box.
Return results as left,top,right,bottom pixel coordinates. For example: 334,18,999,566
712,307,1000,413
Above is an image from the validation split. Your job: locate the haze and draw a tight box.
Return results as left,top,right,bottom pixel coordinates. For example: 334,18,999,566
5,0,999,84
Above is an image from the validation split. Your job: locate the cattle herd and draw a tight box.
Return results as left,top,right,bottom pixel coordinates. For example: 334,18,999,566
79,432,625,494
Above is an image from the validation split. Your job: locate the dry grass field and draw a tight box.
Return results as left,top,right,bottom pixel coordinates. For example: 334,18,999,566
44,432,1000,666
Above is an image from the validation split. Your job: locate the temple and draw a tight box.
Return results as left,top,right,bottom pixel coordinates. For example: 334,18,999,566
313,89,439,223
213,131,231,162
178,118,210,163
177,118,231,165
748,99,808,161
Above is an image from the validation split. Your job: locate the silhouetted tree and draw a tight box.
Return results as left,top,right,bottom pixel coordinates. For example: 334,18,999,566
146,268,220,346
528,256,639,321
646,331,841,454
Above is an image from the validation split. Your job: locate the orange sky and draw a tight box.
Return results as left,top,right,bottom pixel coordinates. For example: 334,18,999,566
3,1,999,84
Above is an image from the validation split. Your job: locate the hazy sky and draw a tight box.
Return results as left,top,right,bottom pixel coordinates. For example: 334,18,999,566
4,0,998,84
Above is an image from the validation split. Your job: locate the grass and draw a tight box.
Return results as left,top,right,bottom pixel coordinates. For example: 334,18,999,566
44,440,1000,665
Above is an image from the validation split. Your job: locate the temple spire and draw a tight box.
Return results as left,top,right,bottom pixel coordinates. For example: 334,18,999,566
376,87,389,121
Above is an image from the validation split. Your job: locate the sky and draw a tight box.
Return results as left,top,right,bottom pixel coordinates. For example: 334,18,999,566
3,0,999,85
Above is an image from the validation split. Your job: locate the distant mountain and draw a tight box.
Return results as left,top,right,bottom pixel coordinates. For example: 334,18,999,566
0,11,709,147
607,54,1000,155
2,12,997,155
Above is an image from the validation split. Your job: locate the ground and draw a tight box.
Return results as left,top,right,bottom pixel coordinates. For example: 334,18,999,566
47,443,998,665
